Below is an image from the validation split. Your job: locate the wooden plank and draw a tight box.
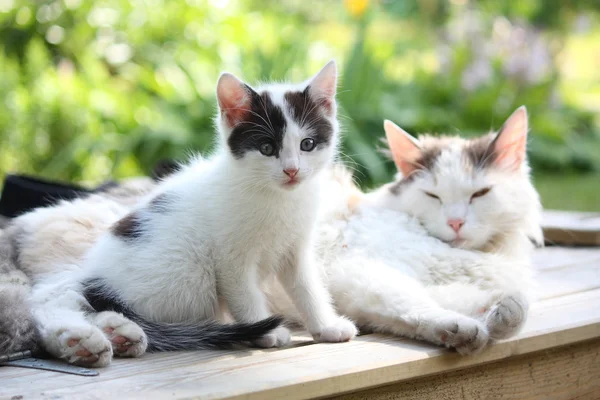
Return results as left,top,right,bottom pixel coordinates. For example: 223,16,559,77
536,254,600,299
542,210,600,246
532,246,600,271
328,338,600,400
2,288,599,400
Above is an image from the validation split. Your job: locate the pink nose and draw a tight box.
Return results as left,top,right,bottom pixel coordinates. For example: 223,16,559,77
447,219,465,233
283,168,298,179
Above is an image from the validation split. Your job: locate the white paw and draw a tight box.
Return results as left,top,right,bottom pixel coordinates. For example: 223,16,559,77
92,311,148,358
56,325,113,367
433,315,489,355
312,316,358,343
253,326,291,348
485,294,528,340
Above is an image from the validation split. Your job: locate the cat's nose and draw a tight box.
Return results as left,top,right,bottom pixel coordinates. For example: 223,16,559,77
283,168,299,179
447,219,464,233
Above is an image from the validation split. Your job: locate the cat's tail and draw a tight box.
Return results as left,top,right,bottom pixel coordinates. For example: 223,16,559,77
82,278,284,352
0,228,41,355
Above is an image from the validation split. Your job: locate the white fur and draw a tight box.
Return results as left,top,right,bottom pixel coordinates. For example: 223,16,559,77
29,63,356,367
268,120,542,355
17,110,540,361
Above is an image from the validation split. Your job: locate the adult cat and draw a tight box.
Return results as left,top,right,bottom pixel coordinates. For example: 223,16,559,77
268,106,543,354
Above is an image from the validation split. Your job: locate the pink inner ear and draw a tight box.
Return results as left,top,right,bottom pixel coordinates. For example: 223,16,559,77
384,120,422,177
309,61,337,115
493,107,528,171
217,74,252,128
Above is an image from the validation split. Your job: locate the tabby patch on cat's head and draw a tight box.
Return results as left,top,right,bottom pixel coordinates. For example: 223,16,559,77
215,61,339,190
381,106,541,251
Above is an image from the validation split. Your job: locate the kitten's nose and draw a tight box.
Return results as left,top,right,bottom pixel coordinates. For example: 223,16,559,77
283,168,299,179
447,219,465,233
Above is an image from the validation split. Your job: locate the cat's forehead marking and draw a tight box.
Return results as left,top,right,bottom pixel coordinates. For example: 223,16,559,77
227,90,286,159
284,89,334,146
463,134,497,170
112,213,144,240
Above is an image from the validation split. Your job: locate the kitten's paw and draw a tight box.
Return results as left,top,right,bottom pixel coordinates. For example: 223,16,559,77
93,311,148,358
485,293,528,340
57,325,113,367
435,316,489,355
253,326,291,348
312,316,358,343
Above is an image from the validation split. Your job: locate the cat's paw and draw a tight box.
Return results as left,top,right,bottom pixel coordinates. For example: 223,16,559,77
92,311,148,358
253,326,291,348
312,316,358,343
56,325,113,367
435,316,489,355
485,293,528,340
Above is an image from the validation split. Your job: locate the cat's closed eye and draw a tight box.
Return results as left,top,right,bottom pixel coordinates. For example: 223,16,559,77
470,187,491,202
259,142,275,156
424,191,440,201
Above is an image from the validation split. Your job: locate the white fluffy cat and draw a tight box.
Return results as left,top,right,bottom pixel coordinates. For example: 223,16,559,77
28,61,356,367
268,106,543,354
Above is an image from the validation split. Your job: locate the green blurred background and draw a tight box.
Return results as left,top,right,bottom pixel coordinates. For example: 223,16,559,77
0,0,599,210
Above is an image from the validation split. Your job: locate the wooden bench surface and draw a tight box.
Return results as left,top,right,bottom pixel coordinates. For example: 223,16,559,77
1,211,599,400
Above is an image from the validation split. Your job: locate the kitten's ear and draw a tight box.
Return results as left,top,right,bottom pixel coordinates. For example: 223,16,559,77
307,60,337,114
216,72,254,128
383,120,422,177
492,106,528,171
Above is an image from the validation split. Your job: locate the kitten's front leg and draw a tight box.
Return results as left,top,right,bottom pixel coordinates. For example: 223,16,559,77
279,248,357,343
218,261,290,348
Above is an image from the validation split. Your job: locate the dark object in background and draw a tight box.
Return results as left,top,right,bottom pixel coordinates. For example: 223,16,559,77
0,174,117,220
0,159,179,223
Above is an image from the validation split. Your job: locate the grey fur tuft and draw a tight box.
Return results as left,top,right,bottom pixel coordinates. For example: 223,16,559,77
0,227,41,355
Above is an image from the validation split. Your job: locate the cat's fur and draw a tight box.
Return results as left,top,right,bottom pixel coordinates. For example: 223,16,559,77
267,106,542,354
24,61,356,367
0,106,540,359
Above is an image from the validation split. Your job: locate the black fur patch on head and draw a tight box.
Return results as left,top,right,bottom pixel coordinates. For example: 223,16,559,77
227,89,287,159
465,134,497,169
284,88,333,147
149,192,175,214
112,212,143,240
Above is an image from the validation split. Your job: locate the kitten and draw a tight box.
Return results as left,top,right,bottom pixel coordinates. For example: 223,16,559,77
27,61,356,367
268,106,543,354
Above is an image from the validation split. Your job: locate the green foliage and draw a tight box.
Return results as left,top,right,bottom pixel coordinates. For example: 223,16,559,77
0,0,599,199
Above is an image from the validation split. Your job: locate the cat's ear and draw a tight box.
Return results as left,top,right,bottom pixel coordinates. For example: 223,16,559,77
216,72,254,128
492,106,528,171
383,120,422,177
307,60,337,114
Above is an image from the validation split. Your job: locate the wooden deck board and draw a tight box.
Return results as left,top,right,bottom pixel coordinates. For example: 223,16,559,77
329,339,600,400
1,211,599,400
2,284,599,400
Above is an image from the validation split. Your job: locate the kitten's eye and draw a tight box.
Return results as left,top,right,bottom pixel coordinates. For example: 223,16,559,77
424,191,440,201
300,138,316,152
259,142,275,156
471,187,491,201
